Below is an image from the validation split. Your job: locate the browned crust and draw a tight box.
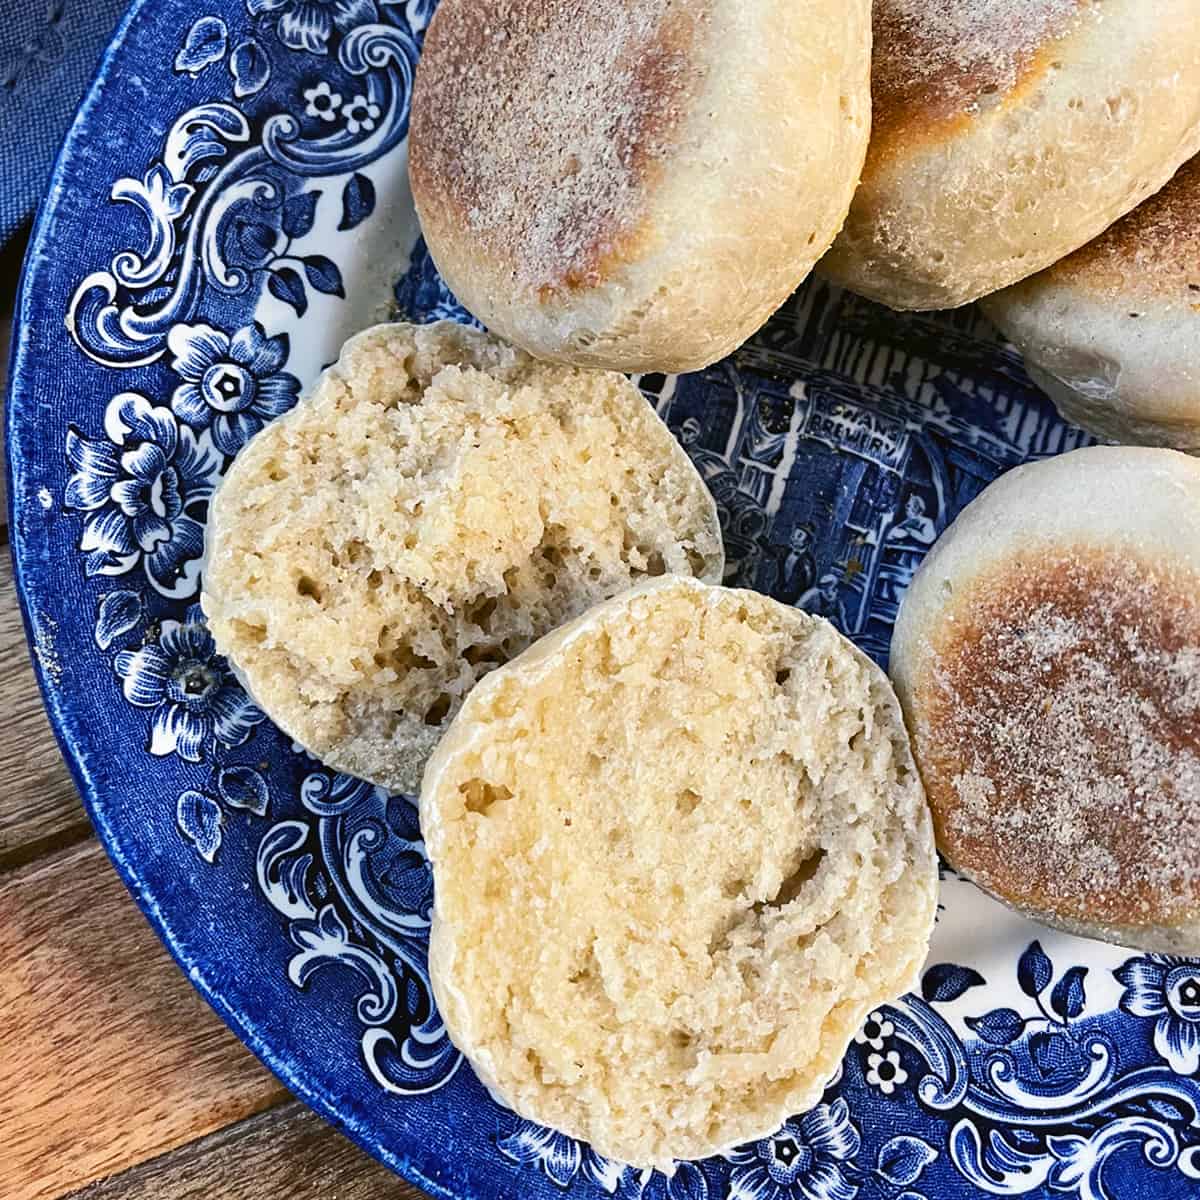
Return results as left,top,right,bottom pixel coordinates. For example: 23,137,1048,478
409,0,710,296
870,0,1090,150
914,547,1200,931
1048,155,1200,296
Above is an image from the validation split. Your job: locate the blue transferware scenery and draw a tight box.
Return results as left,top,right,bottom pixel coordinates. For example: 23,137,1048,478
8,1,1200,1197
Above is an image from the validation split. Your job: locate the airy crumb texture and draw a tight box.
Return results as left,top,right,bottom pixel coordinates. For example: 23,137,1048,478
202,323,723,793
423,578,937,1170
914,548,1200,933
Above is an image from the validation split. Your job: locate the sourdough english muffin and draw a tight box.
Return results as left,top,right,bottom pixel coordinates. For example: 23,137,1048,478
423,577,938,1170
408,0,872,373
892,447,1200,952
984,156,1200,450
201,322,723,793
820,0,1200,310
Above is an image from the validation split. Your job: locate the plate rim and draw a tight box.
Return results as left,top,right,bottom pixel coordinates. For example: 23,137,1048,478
3,3,458,1196
9,7,1199,1200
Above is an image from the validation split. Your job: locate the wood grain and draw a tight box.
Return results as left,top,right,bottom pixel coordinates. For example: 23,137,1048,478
64,1102,425,1200
0,839,288,1200
0,221,432,1199
0,554,93,870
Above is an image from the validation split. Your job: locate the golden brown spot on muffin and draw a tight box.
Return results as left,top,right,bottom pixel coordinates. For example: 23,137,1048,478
915,547,1200,931
1047,156,1200,299
871,0,1089,144
410,0,710,295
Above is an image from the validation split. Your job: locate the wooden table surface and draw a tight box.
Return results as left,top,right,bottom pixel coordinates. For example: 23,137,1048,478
1,231,428,1200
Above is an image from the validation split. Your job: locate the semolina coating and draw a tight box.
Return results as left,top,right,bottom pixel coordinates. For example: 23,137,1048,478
422,577,938,1170
201,322,723,792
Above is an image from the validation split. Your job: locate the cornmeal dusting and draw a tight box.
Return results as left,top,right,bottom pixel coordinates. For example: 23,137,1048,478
917,547,1200,927
872,0,1086,130
1054,156,1200,298
410,0,711,292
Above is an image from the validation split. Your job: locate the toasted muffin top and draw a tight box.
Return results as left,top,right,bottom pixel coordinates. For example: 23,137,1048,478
1042,155,1200,302
409,0,712,296
871,0,1089,145
914,545,1200,930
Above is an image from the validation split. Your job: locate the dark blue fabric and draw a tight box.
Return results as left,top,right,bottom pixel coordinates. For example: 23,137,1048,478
0,0,129,245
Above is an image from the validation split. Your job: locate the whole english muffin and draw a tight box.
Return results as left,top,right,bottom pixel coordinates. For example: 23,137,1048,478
891,447,1200,952
201,322,723,793
820,0,1200,311
422,577,938,1170
408,0,872,374
984,156,1200,450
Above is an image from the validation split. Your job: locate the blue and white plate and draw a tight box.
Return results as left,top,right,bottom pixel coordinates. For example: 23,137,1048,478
8,3,1200,1198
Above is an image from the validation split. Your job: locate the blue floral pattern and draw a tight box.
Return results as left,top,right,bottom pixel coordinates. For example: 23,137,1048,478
257,770,460,1094
247,0,377,54
726,1101,859,1200
862,1049,907,1096
852,1012,893,1054
66,393,222,597
176,765,270,863
632,1163,710,1200
498,1123,625,1194
15,0,1200,1196
1117,956,1200,1075
342,92,382,133
303,79,342,119
114,603,264,761
169,320,300,454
